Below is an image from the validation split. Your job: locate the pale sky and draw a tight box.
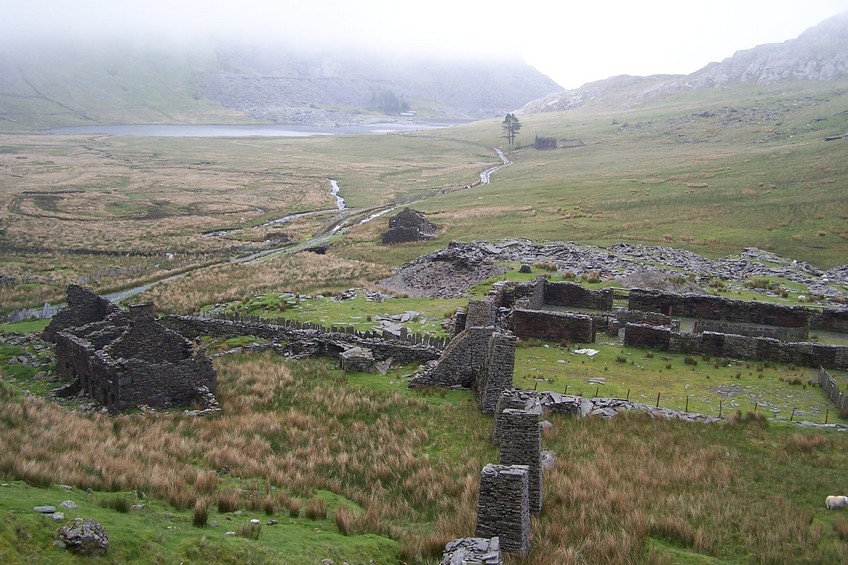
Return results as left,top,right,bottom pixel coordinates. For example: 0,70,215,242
2,0,847,89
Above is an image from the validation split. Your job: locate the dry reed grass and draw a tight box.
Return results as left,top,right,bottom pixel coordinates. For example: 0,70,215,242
0,353,491,556
139,252,390,313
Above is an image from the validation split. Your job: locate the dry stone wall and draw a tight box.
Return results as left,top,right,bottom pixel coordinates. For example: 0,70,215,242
810,308,848,333
498,409,542,515
47,286,216,411
543,281,614,310
492,390,541,445
409,326,494,388
513,309,595,342
477,333,518,414
818,368,848,414
628,289,809,328
475,464,531,555
161,316,441,366
624,324,848,369
694,319,808,341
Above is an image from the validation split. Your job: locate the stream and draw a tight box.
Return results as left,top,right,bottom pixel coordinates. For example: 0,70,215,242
3,148,508,322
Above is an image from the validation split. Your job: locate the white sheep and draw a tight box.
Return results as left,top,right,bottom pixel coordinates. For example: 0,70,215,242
825,495,848,510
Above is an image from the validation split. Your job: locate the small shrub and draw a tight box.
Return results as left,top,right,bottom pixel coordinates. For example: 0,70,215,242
193,498,209,528
561,270,576,281
616,355,627,364
194,470,218,495
247,491,262,511
583,270,601,284
684,356,697,366
783,433,830,453
665,363,672,370
101,494,132,513
334,505,356,535
287,498,301,518
217,490,240,514
645,351,654,359
834,518,848,541
237,521,261,540
305,497,327,520
533,260,558,272
263,495,275,516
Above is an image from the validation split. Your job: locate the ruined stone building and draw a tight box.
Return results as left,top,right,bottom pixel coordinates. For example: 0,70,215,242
43,285,216,411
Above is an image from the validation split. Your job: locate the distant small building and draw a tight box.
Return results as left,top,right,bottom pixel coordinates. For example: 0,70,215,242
534,135,557,149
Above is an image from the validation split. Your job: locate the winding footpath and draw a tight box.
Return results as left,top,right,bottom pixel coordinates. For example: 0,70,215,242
5,148,510,321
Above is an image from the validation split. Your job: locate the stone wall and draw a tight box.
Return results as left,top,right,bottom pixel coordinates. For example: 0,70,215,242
43,284,124,342
623,323,671,350
624,324,848,369
50,287,216,411
466,299,496,328
526,277,546,310
694,319,808,341
476,333,517,414
543,281,614,311
810,308,848,333
409,326,494,388
513,309,595,343
628,289,809,328
161,316,441,366
492,390,541,445
475,464,531,555
497,409,542,516
818,368,848,414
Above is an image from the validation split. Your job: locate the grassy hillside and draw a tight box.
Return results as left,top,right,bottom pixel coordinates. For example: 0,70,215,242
0,41,248,131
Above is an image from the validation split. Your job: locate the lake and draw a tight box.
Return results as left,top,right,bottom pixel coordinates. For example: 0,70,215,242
41,121,464,137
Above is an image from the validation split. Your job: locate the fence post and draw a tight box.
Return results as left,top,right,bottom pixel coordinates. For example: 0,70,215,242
656,392,661,408
685,395,689,414
719,400,722,418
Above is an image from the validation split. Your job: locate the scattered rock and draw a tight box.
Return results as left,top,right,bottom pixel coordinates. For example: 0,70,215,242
55,518,109,556
33,506,56,514
519,264,532,274
60,500,78,509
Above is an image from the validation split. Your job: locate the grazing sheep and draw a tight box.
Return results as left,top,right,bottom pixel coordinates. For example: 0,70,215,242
826,495,848,510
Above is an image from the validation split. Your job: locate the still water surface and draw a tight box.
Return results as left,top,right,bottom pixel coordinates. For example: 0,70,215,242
42,122,461,137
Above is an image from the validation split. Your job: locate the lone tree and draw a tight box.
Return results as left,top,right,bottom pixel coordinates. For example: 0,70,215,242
502,113,521,146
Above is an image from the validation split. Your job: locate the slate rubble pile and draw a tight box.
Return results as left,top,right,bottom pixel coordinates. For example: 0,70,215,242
441,537,503,565
380,240,847,300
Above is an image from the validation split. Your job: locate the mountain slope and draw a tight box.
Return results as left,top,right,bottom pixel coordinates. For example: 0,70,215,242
521,11,848,114
0,40,561,131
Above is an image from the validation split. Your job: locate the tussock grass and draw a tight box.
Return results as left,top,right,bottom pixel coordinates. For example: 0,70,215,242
489,412,848,564
139,252,390,313
0,352,493,558
305,497,327,520
192,498,209,528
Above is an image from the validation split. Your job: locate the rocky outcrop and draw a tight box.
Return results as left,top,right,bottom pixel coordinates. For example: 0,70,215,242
381,208,438,244
205,49,562,122
56,518,109,556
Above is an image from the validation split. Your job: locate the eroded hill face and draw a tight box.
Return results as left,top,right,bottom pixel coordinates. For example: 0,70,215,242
521,11,848,114
0,40,562,130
